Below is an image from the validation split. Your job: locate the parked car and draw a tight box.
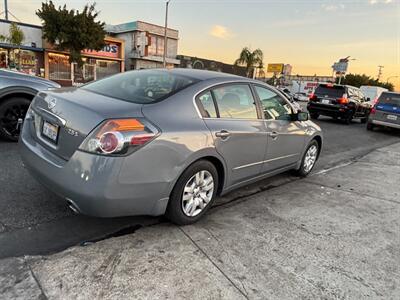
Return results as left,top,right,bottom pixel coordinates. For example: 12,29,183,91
307,83,370,124
367,91,400,131
293,92,309,102
0,69,60,141
20,69,323,225
360,85,388,106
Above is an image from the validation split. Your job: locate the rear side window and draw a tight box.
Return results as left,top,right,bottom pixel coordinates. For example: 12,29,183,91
198,91,217,118
212,84,258,119
82,70,198,104
315,84,345,98
378,92,400,105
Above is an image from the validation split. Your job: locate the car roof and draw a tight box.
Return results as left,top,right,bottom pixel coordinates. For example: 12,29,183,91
160,68,243,81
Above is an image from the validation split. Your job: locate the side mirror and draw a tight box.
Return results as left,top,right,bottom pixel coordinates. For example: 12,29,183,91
366,97,371,101
296,112,309,121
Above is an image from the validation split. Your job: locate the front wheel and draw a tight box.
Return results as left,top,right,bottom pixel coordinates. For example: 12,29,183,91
166,160,218,225
0,97,31,141
294,140,319,177
310,113,319,120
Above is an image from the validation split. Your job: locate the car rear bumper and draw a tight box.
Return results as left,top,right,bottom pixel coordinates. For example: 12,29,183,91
307,103,351,118
370,119,400,129
19,127,170,218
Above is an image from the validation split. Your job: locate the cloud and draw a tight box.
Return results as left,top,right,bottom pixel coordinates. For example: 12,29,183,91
322,3,345,11
369,0,393,4
209,25,234,40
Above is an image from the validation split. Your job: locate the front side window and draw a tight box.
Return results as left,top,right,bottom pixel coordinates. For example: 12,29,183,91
254,86,292,120
212,84,258,119
82,70,198,104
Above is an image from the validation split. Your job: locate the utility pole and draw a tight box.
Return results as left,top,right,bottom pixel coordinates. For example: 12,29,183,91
4,0,8,20
377,65,384,81
163,0,170,68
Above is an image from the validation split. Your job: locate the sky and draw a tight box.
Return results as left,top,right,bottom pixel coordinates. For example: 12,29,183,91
1,0,399,90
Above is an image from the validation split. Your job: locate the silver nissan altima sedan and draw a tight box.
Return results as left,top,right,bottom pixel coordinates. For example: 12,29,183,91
19,69,322,225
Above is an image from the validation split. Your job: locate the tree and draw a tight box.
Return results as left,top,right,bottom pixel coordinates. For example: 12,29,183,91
338,73,394,91
234,47,264,78
36,1,106,66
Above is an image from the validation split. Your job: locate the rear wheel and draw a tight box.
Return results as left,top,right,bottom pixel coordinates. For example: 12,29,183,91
294,140,319,177
166,160,218,225
366,122,374,131
0,97,31,141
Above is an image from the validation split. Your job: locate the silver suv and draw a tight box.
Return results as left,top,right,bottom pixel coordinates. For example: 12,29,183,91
367,91,400,131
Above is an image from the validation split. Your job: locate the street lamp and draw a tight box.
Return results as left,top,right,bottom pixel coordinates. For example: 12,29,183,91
163,0,171,68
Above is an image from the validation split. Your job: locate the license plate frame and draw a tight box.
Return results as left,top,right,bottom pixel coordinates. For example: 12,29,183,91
42,120,59,143
321,99,331,105
387,114,398,121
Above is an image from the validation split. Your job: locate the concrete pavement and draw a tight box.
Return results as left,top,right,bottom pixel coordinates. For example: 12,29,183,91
1,142,399,299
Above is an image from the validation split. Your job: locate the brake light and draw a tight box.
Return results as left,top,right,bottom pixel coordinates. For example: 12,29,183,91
337,94,348,104
79,118,159,155
370,106,376,115
309,93,317,101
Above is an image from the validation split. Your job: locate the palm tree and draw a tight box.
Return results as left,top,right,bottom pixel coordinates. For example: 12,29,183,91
234,47,264,78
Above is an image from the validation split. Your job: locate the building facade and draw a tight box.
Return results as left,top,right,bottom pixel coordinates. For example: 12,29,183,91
106,21,180,70
44,36,125,86
177,55,247,77
0,20,44,76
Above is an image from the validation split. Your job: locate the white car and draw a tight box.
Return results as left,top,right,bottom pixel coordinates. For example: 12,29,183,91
294,92,309,102
360,86,388,106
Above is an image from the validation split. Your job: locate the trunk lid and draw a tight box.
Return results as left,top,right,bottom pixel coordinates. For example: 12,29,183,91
29,87,144,160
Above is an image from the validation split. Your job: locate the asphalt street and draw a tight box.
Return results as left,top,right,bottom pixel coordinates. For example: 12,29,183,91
0,109,399,258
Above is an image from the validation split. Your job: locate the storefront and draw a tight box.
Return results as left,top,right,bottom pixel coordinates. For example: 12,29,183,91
44,36,125,86
0,20,45,76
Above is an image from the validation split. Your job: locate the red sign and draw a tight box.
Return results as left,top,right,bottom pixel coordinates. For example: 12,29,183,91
82,43,119,58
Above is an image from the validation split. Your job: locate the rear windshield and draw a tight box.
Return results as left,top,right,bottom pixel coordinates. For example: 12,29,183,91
378,92,400,105
82,70,198,104
314,85,345,98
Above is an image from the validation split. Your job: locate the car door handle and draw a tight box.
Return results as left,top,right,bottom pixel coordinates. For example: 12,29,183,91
269,131,279,139
215,130,231,138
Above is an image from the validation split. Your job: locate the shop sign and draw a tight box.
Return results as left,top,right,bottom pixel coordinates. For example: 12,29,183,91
82,43,119,58
267,63,284,73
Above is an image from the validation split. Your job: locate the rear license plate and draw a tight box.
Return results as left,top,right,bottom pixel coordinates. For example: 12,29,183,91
387,115,398,121
321,99,330,105
42,121,59,142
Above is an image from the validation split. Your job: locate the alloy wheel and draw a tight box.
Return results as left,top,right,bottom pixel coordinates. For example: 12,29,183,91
0,103,29,138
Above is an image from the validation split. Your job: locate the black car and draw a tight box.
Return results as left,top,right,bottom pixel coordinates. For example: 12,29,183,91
0,69,60,141
307,83,370,124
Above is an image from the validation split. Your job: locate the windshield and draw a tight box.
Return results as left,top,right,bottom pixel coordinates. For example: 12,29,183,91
314,85,345,98
378,92,400,106
82,70,198,104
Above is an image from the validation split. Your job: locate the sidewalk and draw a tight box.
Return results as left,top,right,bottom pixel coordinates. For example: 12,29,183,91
1,143,400,299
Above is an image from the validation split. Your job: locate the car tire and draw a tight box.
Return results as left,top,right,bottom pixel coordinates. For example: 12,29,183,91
0,97,31,142
310,113,319,120
294,140,319,177
166,160,219,225
360,116,368,124
366,122,374,131
344,114,353,125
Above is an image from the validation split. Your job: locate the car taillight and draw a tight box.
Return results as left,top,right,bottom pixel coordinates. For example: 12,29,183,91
309,93,317,101
79,118,159,155
337,94,348,104
370,106,376,114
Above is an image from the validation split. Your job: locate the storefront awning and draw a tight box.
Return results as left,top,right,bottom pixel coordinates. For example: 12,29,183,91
0,43,44,52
